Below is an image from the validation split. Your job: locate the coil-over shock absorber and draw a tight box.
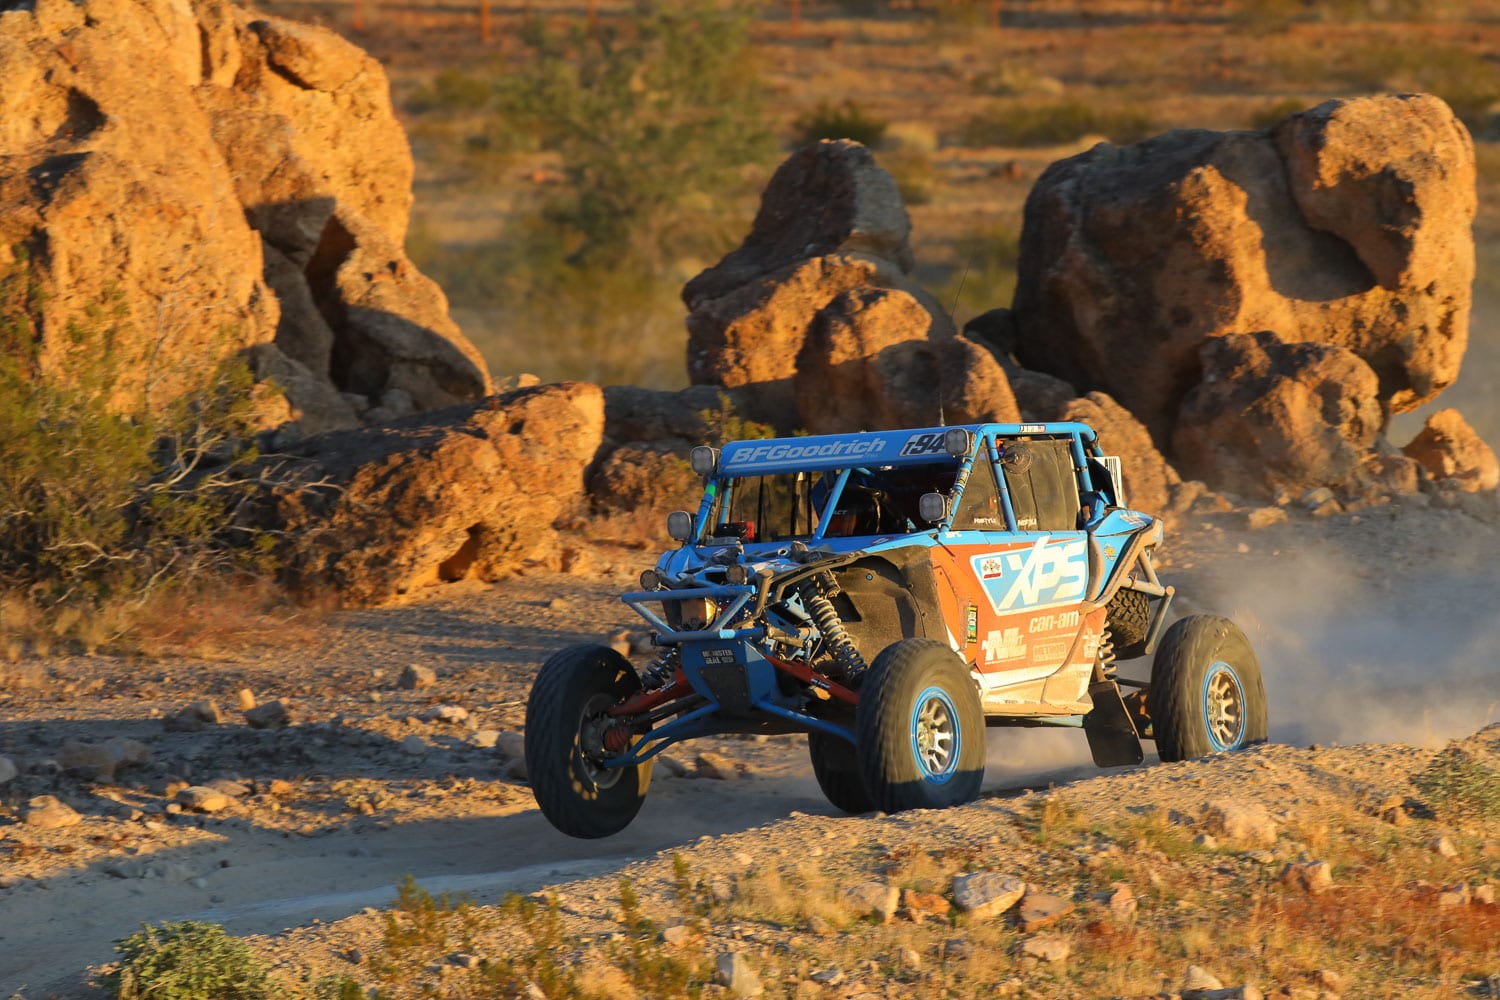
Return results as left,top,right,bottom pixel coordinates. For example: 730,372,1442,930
640,647,681,690
1096,627,1117,680
797,572,868,682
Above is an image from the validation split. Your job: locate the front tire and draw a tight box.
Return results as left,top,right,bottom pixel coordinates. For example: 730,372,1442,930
1147,615,1267,761
525,644,652,838
807,730,874,814
855,638,985,813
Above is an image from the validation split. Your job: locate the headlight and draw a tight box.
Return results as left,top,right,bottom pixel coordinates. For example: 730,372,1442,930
725,563,749,586
666,597,717,631
640,569,662,590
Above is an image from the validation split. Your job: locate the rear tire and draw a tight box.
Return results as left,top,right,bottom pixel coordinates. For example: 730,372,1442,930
1147,615,1267,762
855,638,985,813
1106,587,1151,660
807,731,874,814
525,644,652,838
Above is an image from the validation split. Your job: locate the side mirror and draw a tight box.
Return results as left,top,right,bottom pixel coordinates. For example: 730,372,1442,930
918,492,948,524
666,510,694,542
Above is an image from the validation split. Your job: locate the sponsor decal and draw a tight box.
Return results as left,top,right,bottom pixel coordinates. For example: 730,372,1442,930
965,604,978,643
1119,511,1150,527
1033,639,1069,664
1081,631,1101,662
721,437,887,469
981,627,1026,664
700,648,737,665
1018,423,1046,434
898,431,951,457
1027,610,1081,634
970,537,1088,613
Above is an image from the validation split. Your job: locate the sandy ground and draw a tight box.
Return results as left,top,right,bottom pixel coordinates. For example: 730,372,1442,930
1,497,1498,997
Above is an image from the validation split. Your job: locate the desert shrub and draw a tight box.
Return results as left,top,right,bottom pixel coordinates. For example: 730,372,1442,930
935,221,1021,323
496,0,774,266
0,250,273,649
1415,744,1500,822
878,123,941,206
793,98,889,147
406,68,491,113
107,921,270,1000
955,99,1156,148
1247,97,1309,130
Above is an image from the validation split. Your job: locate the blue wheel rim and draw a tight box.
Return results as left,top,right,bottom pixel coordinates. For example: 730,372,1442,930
910,686,961,783
1201,661,1247,751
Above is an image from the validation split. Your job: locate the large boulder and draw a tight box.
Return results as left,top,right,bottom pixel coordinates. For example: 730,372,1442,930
1402,408,1499,492
265,383,602,605
794,288,1018,433
1173,332,1382,498
684,140,964,430
0,0,488,430
1012,94,1474,442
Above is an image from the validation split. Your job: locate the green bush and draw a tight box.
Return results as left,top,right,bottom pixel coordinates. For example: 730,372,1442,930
0,249,272,648
955,99,1156,148
793,99,889,148
1415,744,1500,822
107,921,270,1000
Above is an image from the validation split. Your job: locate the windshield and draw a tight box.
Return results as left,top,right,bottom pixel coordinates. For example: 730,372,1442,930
707,462,960,542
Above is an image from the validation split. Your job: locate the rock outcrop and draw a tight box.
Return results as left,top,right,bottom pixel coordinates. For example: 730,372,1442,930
685,140,1007,434
1173,332,1383,498
0,0,489,434
1402,408,1500,493
1012,94,1474,449
265,383,602,605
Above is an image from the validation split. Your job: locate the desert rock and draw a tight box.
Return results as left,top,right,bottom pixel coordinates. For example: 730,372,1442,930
684,140,959,430
951,872,1025,919
1012,95,1474,441
1403,408,1500,492
264,383,604,604
1174,332,1382,497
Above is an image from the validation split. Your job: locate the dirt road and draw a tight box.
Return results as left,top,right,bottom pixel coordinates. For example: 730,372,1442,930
2,499,1496,996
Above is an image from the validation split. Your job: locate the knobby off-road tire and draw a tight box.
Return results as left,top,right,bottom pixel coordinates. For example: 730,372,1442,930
1106,587,1151,660
855,638,985,813
524,644,652,839
1147,615,1267,762
807,731,875,814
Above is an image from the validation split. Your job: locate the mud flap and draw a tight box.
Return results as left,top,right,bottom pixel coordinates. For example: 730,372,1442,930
1083,680,1144,767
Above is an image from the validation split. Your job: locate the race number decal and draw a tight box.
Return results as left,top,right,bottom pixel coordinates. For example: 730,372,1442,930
899,431,949,457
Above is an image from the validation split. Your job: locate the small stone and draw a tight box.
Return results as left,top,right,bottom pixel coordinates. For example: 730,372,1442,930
657,755,688,777
1017,891,1073,931
1183,965,1225,991
942,938,970,960
1019,934,1070,963
400,735,429,756
467,729,500,749
1244,506,1287,530
1300,487,1335,509
423,705,469,724
58,741,120,781
1310,498,1342,518
177,786,232,813
900,889,950,922
896,946,921,970
236,688,257,711
495,731,526,761
1106,882,1137,922
1202,800,1278,847
715,952,764,997
1278,861,1334,895
204,778,250,798
502,758,527,781
1437,882,1470,907
398,664,436,690
0,757,16,784
694,751,736,780
843,881,899,924
809,968,845,986
447,952,481,969
24,795,81,829
1375,795,1408,825
1433,835,1459,859
1194,833,1219,849
1316,970,1346,992
951,872,1025,920
661,923,692,946
244,700,292,729
1473,884,1495,905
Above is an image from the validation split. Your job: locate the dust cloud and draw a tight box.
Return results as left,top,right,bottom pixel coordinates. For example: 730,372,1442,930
1192,543,1500,749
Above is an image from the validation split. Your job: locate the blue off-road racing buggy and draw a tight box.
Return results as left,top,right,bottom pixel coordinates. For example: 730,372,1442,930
525,423,1268,838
